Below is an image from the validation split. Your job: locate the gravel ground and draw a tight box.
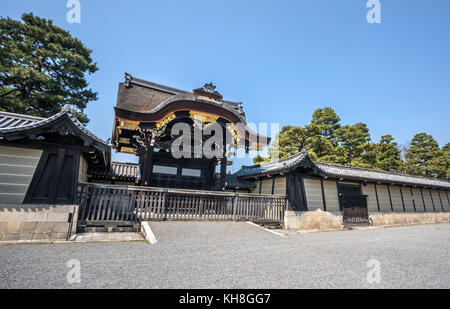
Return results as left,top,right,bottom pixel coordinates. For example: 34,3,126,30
0,222,449,289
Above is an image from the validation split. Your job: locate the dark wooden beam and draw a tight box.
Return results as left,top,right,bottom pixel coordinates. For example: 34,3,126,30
48,148,66,204
410,187,416,212
387,184,394,212
374,184,380,212
141,145,155,186
219,157,227,191
429,190,436,212
399,186,406,212
437,191,445,212
420,188,426,212
218,124,227,191
320,179,327,212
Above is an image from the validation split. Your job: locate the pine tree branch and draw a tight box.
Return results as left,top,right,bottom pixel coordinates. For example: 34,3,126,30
0,88,18,98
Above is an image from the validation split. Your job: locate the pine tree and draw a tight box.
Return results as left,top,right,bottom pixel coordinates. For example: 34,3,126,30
443,143,450,156
374,135,403,172
335,123,371,164
443,143,450,179
405,133,446,178
308,107,341,140
254,109,447,181
307,107,341,159
0,13,98,124
317,146,350,166
253,154,267,165
262,125,312,161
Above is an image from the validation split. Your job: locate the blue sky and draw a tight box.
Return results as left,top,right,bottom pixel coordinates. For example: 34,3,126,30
2,0,450,171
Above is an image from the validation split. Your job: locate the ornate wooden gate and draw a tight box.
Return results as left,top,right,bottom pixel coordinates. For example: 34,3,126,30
339,194,369,226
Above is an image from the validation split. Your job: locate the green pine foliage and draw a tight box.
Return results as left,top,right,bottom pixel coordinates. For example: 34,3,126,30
405,133,448,179
374,135,403,172
0,13,98,124
255,108,448,180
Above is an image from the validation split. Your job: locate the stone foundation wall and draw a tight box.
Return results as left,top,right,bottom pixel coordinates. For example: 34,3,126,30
0,205,78,241
284,209,450,231
284,210,344,231
369,212,450,227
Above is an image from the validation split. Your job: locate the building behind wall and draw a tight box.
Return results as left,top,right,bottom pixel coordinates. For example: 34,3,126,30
110,73,269,191
0,106,110,240
234,151,450,217
0,106,110,205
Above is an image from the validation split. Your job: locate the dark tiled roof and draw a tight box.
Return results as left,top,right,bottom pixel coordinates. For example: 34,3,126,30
234,151,311,178
0,111,44,128
119,73,246,119
0,106,110,166
0,105,108,146
88,162,139,180
315,162,450,189
235,151,450,189
225,174,256,190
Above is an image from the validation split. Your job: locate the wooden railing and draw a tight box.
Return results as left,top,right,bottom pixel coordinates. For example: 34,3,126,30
77,182,288,225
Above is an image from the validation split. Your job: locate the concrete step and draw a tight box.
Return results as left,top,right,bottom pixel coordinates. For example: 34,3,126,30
71,232,144,243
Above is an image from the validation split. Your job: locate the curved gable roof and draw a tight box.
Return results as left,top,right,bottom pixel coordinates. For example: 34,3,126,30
235,151,450,189
0,105,110,165
0,111,44,129
235,151,316,177
0,105,107,146
117,73,246,121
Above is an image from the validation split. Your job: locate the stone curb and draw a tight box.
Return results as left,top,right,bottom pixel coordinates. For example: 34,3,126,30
140,221,158,244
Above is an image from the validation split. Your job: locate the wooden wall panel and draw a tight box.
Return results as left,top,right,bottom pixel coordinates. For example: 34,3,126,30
422,189,434,212
273,176,286,196
260,179,273,195
402,188,415,212
440,191,450,212
78,155,88,182
390,186,404,212
362,183,378,212
376,185,392,212
252,180,261,194
303,178,324,211
323,180,339,212
412,188,425,212
287,175,307,211
431,190,443,212
0,146,42,204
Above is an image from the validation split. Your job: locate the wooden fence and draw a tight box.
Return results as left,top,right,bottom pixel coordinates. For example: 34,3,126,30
77,182,288,225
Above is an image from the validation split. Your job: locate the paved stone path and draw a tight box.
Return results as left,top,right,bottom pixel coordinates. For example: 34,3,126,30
0,222,449,288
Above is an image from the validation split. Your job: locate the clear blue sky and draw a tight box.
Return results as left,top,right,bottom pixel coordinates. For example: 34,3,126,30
3,0,450,171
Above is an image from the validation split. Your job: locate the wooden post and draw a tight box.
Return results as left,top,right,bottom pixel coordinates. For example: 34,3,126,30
141,145,154,187
232,194,238,221
218,124,227,191
219,158,227,191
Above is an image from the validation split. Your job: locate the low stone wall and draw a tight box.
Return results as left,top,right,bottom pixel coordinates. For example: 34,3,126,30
285,210,450,231
369,212,450,227
0,204,78,241
284,210,344,231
